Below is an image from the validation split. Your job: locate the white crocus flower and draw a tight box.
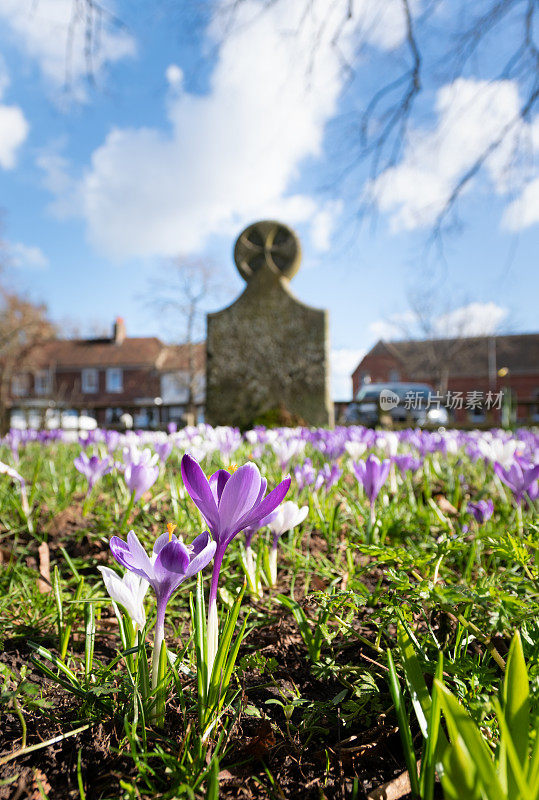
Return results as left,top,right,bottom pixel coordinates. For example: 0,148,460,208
0,460,25,484
379,432,399,457
98,566,149,633
345,441,367,461
267,501,308,585
477,438,518,467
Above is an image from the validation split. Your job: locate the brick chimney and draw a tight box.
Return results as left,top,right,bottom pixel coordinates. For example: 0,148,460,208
113,317,126,345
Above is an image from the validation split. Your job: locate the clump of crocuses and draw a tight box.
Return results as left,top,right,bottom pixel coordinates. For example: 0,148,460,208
108,525,216,690
181,453,290,674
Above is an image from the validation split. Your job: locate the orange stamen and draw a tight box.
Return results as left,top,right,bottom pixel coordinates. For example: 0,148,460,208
229,464,238,473
167,522,177,542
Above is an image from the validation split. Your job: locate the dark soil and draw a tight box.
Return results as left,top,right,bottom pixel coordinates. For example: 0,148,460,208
0,519,415,800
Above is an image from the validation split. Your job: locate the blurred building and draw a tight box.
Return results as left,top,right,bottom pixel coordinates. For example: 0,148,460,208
352,333,539,425
8,319,205,430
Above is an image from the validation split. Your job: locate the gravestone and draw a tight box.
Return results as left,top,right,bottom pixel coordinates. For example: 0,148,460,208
206,220,333,428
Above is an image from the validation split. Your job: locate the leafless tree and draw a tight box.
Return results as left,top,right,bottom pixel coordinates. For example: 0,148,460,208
145,256,224,419
0,283,57,433
65,0,538,241
382,287,510,394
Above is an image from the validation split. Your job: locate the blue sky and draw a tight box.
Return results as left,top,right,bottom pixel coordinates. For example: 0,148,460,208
0,0,537,399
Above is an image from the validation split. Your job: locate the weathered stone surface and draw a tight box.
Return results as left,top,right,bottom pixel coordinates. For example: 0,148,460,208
205,221,333,428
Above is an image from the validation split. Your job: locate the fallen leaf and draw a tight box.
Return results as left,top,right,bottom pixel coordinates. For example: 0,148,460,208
38,542,51,593
367,762,420,800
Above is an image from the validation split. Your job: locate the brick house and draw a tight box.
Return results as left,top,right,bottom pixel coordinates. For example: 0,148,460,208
352,333,539,425
8,319,206,429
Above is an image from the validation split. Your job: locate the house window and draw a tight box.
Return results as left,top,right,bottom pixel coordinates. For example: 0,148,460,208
11,374,29,397
106,368,123,393
35,370,51,396
82,369,99,394
389,369,400,382
532,390,539,423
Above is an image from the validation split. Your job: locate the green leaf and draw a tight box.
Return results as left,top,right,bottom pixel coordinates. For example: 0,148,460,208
205,756,219,800
436,680,504,800
504,631,530,768
84,602,95,680
420,652,443,800
387,648,420,798
396,622,432,739
493,697,530,800
440,734,481,800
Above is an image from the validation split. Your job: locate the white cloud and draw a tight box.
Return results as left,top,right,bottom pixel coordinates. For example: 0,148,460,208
36,144,77,215
0,0,135,99
43,0,411,259
434,302,508,337
310,201,343,252
370,302,508,342
369,312,415,341
502,117,539,230
372,78,538,231
331,347,365,399
9,241,49,270
0,104,28,168
165,64,183,88
0,60,28,169
503,178,539,229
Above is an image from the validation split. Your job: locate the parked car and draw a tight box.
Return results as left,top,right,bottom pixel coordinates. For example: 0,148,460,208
344,382,449,427
10,408,97,431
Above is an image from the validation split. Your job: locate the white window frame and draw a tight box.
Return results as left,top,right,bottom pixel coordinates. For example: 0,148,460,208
106,368,123,393
82,369,99,394
11,374,29,397
34,370,51,396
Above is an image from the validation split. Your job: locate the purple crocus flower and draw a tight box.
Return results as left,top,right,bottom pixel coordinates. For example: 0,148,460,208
393,455,422,476
110,525,216,688
181,453,290,670
293,458,316,490
352,454,391,525
467,499,494,525
315,463,342,493
154,441,173,464
74,451,113,494
124,449,160,502
494,461,539,505
104,430,121,453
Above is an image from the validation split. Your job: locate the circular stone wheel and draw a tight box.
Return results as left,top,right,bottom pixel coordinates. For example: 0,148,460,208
234,220,301,281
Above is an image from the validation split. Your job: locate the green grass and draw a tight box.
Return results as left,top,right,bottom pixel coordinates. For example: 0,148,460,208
0,436,537,798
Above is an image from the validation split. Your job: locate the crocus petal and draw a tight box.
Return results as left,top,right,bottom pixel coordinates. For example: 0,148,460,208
218,463,262,534
109,536,137,571
254,477,268,506
184,532,216,578
153,532,172,556
235,476,291,536
126,530,155,576
190,529,213,555
99,566,148,629
157,539,191,577
124,569,150,604
209,469,231,504
181,454,219,531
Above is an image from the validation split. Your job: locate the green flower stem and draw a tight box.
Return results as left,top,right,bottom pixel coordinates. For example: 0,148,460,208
120,490,136,533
